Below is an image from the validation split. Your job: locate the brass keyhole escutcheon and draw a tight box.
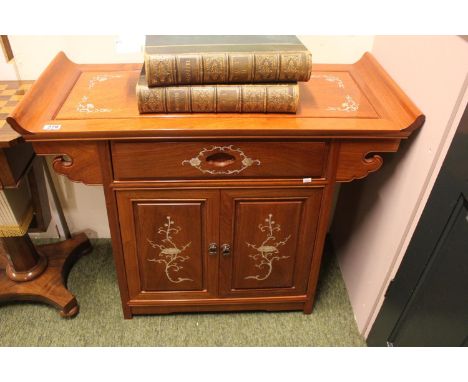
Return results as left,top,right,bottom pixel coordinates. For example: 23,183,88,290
221,244,231,256
208,243,218,256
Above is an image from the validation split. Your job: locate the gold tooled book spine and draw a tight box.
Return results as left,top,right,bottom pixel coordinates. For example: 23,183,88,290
137,83,299,114
145,51,311,87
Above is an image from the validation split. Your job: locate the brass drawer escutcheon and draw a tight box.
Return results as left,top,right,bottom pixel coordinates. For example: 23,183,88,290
182,145,261,175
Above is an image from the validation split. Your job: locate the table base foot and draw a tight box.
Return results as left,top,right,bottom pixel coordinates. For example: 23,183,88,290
0,233,91,317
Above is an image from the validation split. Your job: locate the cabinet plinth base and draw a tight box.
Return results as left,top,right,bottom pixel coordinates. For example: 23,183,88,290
124,299,313,318
0,233,92,317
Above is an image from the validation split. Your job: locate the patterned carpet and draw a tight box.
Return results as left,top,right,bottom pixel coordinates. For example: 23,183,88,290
0,239,365,346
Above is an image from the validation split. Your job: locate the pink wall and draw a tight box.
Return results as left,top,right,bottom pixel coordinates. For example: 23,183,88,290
331,36,468,336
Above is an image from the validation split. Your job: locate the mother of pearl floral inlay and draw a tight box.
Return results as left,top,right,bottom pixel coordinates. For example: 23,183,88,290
87,74,122,89
311,74,345,88
76,74,122,113
311,74,360,112
147,216,193,284
76,96,112,113
326,94,359,112
182,145,261,175
245,214,291,281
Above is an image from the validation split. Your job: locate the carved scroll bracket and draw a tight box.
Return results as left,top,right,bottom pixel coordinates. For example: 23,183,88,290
336,140,401,182
32,141,103,185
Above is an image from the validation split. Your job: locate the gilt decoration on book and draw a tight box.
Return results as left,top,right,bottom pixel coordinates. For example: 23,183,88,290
137,70,299,114
144,35,312,86
137,35,311,115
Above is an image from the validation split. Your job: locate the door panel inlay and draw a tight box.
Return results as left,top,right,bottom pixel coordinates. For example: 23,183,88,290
230,199,303,290
147,216,193,284
134,201,205,292
245,214,291,281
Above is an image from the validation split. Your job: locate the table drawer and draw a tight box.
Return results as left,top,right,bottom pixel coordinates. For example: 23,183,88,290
112,141,328,180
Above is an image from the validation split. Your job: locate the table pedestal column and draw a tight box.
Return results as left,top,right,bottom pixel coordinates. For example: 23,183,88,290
0,233,91,317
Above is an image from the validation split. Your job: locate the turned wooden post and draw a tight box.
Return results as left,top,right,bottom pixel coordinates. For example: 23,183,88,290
0,157,91,318
0,80,92,318
1,235,48,282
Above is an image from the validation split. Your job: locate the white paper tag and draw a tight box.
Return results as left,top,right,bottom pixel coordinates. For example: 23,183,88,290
302,177,312,183
42,124,62,131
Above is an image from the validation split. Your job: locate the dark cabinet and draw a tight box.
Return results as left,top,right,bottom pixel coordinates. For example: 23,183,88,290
368,106,468,347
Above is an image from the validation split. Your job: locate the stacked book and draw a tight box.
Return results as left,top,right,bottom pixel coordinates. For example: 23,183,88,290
137,35,312,114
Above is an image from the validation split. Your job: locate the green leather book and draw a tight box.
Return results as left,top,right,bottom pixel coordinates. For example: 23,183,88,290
144,35,312,87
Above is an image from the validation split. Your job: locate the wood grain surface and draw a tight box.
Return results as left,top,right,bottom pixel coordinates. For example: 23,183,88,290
4,51,424,317
7,52,424,140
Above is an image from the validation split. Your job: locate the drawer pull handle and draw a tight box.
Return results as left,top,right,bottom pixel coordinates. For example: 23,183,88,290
208,243,218,256
221,244,231,257
206,152,236,168
181,145,261,175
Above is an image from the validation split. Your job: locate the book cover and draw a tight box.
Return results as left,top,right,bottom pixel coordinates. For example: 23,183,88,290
144,35,312,87
137,69,299,114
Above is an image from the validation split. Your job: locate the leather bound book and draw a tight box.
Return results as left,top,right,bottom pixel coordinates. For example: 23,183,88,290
137,69,299,114
144,35,312,87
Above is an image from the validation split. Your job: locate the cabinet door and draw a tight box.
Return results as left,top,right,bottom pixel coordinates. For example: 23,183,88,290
116,189,219,300
219,188,323,297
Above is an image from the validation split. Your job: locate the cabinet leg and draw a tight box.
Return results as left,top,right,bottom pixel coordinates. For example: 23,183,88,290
303,296,316,314
0,232,92,317
303,304,314,314
123,308,133,319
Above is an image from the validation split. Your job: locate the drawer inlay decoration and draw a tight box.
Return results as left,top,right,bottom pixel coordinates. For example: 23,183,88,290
147,216,193,283
182,145,261,175
245,214,291,281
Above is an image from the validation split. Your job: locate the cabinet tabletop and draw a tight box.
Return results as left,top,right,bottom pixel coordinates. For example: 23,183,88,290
7,52,424,141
